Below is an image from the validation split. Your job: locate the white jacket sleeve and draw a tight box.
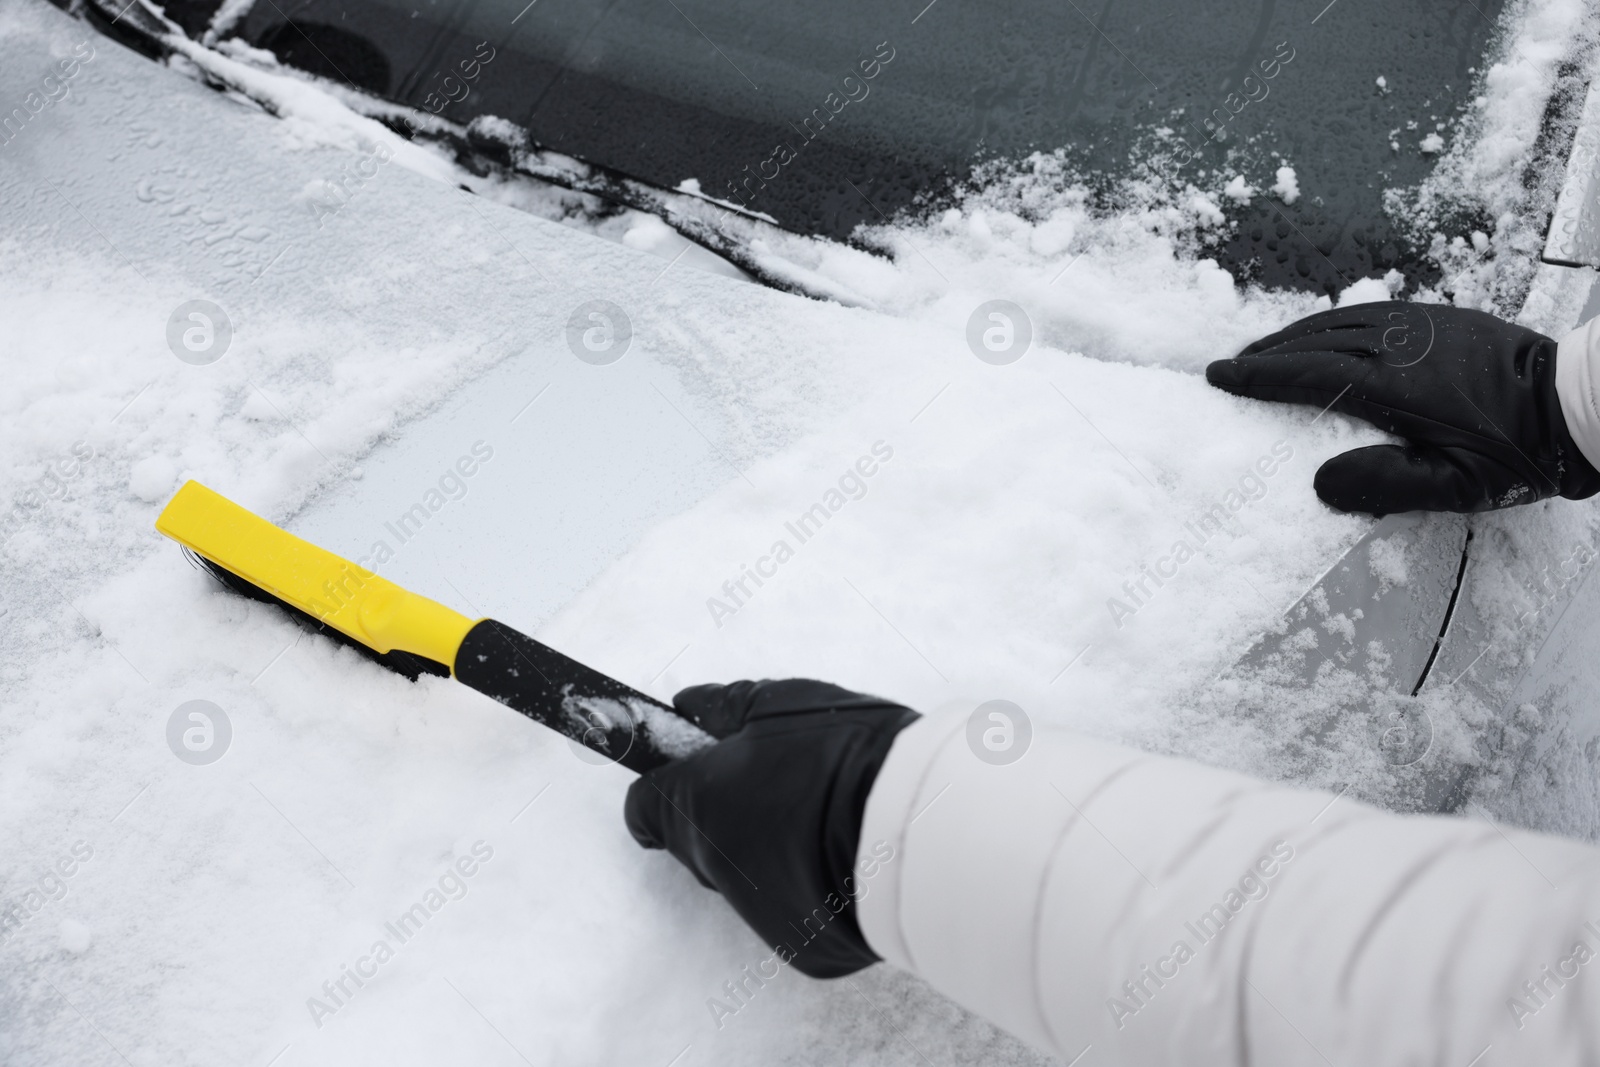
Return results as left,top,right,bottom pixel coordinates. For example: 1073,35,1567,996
1557,317,1600,472
855,712,1600,1066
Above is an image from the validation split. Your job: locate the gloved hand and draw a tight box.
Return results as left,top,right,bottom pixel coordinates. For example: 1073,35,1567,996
624,679,919,978
1206,302,1600,514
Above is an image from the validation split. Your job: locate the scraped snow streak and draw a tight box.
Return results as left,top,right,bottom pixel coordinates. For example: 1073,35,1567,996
2,0,1599,1064
561,693,715,761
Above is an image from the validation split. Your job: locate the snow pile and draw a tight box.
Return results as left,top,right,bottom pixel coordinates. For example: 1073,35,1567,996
1390,0,1600,313
1269,165,1300,205
543,344,1382,760
1223,175,1255,204
691,156,1329,375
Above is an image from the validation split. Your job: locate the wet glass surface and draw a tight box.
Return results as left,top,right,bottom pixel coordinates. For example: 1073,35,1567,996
239,0,1506,294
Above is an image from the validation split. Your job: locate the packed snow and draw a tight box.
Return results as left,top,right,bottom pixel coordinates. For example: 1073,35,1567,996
2,0,1600,1064
1269,165,1300,205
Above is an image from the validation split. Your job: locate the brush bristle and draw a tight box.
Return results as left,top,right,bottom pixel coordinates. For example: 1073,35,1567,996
184,548,450,682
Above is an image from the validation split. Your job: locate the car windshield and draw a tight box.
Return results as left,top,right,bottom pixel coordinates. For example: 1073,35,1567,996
236,0,1504,294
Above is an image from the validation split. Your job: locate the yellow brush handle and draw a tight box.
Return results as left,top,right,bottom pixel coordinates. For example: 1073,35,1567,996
155,481,477,669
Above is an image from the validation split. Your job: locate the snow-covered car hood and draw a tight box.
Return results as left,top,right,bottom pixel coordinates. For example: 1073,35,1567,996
4,0,1600,1063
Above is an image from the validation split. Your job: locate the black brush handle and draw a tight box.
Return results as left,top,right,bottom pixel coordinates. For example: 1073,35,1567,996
453,619,705,774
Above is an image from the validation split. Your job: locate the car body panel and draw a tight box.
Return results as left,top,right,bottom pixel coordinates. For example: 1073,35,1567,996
7,2,1600,1065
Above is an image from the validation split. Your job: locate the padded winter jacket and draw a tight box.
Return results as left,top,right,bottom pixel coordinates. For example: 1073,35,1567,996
1557,316,1600,473
856,710,1600,1065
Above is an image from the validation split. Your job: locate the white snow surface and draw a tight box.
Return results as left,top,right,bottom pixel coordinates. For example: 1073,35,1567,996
2,0,1600,1065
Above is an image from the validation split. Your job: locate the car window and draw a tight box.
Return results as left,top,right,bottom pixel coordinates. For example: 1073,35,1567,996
235,0,1504,295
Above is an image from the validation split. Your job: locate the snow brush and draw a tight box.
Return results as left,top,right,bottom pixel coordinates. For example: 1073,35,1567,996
155,480,709,773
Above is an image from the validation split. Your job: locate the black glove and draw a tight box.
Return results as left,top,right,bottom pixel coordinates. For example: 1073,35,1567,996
1206,302,1600,514
624,679,919,978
